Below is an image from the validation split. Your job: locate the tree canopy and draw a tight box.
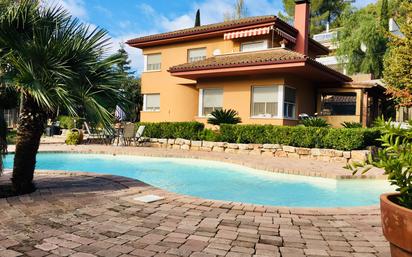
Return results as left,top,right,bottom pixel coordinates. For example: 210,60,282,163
280,0,349,34
336,2,388,78
383,2,412,107
336,0,407,78
115,44,142,122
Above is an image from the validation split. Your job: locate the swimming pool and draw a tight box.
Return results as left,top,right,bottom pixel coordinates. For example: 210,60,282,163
3,153,394,207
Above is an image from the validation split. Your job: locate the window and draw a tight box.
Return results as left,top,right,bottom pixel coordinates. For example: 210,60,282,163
284,87,296,118
145,53,161,71
188,48,206,63
144,94,160,112
240,40,268,52
252,86,278,117
320,92,356,116
200,89,223,116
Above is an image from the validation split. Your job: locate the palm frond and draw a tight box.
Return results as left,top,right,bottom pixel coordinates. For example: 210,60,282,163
0,0,128,128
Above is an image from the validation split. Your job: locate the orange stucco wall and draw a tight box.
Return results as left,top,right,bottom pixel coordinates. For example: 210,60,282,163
140,34,287,123
141,37,234,122
194,75,316,126
139,33,335,126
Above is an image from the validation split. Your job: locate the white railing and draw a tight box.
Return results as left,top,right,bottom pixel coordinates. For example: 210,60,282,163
313,31,337,43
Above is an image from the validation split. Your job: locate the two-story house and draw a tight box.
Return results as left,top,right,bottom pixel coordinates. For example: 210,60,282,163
127,0,387,127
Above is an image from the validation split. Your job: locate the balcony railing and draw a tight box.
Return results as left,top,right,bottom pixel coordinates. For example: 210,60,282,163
313,31,338,43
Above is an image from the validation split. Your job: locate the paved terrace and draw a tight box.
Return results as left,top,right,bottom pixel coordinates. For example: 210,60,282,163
0,144,389,257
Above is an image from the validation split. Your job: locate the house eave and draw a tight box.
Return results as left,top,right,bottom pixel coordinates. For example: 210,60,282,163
169,60,351,82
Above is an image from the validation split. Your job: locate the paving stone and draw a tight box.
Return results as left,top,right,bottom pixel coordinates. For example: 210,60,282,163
0,149,389,257
0,249,23,257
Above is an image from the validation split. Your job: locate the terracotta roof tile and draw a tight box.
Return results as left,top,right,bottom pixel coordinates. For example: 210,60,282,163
168,48,306,72
127,16,279,45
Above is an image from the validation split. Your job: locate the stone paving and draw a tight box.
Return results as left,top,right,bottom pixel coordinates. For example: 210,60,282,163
0,145,390,257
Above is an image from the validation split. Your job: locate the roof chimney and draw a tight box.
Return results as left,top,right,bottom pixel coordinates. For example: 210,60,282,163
294,0,310,56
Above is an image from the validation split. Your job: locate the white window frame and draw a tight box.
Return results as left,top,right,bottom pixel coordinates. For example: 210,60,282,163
250,85,297,119
251,85,282,119
198,88,223,117
143,94,160,112
188,47,207,63
240,40,268,52
144,53,161,72
283,86,297,119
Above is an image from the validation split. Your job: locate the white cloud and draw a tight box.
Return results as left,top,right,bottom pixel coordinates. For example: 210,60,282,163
161,15,194,31
136,0,282,35
42,0,88,19
192,0,233,24
110,30,159,73
57,0,87,19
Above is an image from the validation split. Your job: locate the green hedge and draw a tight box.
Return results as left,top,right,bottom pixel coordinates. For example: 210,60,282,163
134,122,381,150
136,122,205,140
220,124,381,151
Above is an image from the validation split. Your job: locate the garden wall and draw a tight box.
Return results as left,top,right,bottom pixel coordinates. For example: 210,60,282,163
140,138,372,163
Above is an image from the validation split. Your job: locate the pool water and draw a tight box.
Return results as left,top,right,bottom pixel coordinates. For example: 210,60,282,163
3,153,394,207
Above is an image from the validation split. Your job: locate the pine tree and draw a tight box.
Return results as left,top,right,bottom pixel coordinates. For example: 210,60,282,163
280,0,349,34
115,44,142,121
117,43,134,77
194,9,201,27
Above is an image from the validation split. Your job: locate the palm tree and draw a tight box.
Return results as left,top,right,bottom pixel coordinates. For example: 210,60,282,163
0,0,127,194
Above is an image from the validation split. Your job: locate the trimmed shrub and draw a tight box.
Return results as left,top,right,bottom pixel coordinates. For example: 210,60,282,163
136,122,204,140
65,129,83,145
198,129,221,141
220,124,381,150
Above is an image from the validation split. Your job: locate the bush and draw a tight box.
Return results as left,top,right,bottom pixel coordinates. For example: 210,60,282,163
136,122,204,140
58,116,84,129
198,129,221,141
207,109,241,125
348,120,412,208
65,129,83,145
341,121,362,128
300,117,330,127
220,124,380,150
58,116,75,129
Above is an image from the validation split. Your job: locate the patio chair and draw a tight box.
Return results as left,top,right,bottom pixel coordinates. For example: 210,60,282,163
133,125,145,146
101,126,116,145
83,122,103,144
122,123,136,146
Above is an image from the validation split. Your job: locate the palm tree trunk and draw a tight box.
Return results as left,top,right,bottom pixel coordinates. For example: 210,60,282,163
0,109,7,174
11,96,47,194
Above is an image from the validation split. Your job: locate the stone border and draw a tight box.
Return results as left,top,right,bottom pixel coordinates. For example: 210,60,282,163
142,138,371,163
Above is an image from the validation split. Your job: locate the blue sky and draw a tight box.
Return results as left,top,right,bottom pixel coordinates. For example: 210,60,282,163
46,0,378,74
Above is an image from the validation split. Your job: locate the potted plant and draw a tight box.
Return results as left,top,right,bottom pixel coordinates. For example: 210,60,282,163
347,120,412,257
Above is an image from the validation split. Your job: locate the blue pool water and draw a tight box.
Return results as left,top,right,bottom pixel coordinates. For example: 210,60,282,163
3,153,394,207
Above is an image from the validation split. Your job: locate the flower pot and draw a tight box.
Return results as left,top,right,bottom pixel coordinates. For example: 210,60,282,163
381,193,412,257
